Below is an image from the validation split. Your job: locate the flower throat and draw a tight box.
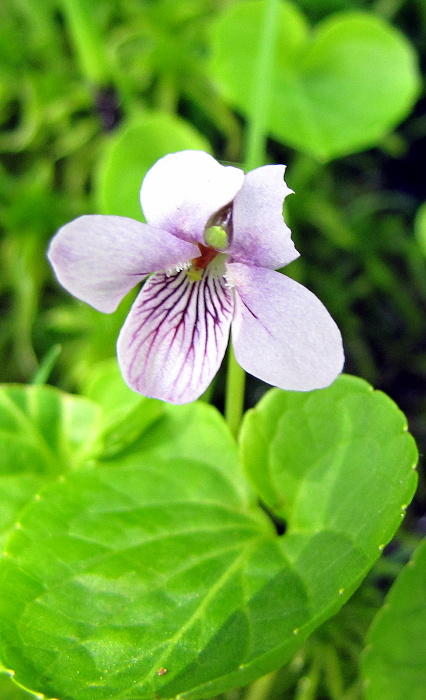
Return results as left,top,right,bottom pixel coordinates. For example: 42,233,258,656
187,204,232,282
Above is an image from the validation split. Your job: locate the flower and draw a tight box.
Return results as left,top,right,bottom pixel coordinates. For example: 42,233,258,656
48,150,344,404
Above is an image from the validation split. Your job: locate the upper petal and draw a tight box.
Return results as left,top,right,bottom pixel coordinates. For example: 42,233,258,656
228,165,298,269
228,263,344,391
117,269,234,403
48,215,198,313
140,151,245,244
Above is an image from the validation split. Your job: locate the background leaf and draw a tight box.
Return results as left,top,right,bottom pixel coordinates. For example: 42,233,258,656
210,1,421,159
362,535,426,700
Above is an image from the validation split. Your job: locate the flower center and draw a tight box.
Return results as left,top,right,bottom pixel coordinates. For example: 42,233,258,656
186,203,233,282
187,244,219,282
192,243,218,269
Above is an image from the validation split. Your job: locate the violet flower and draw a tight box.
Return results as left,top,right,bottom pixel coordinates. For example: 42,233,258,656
48,150,344,404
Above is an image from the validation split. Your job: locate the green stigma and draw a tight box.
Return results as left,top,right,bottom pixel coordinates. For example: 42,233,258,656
204,224,228,250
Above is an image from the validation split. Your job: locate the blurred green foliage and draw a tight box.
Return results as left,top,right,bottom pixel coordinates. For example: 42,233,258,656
0,2,426,694
0,0,425,407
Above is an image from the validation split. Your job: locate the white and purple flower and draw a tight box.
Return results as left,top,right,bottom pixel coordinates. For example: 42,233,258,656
48,150,344,404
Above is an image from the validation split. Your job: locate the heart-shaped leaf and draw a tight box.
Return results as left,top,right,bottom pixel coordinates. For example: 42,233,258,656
0,376,417,700
95,111,211,221
362,536,426,699
240,375,417,538
210,1,420,159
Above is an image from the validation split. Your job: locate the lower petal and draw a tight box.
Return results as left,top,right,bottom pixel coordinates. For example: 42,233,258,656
117,270,234,403
228,263,344,391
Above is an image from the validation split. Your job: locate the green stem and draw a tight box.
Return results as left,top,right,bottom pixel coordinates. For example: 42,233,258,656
244,671,278,700
154,74,178,114
322,643,344,699
294,656,321,700
60,0,110,85
225,345,246,438
31,345,62,385
225,0,280,435
373,0,407,20
243,0,281,171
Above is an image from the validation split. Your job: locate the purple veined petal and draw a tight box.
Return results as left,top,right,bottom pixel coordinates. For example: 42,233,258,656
117,269,234,403
228,165,299,269
140,151,245,245
228,263,344,391
48,215,198,313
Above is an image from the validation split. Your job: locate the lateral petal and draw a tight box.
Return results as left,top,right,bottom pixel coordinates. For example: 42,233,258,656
228,263,344,390
228,165,298,269
140,151,244,244
48,215,198,313
117,270,234,403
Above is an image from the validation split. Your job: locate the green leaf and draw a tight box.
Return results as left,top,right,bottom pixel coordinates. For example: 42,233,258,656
95,111,211,221
82,361,247,493
362,536,426,699
241,375,417,534
82,360,165,459
240,375,417,645
0,456,275,700
0,378,417,700
210,1,420,160
114,400,244,480
0,384,101,548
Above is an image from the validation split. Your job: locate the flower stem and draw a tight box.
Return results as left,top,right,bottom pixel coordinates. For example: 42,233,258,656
225,0,280,435
243,0,281,171
225,345,246,437
31,345,62,385
243,671,278,700
60,0,110,86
